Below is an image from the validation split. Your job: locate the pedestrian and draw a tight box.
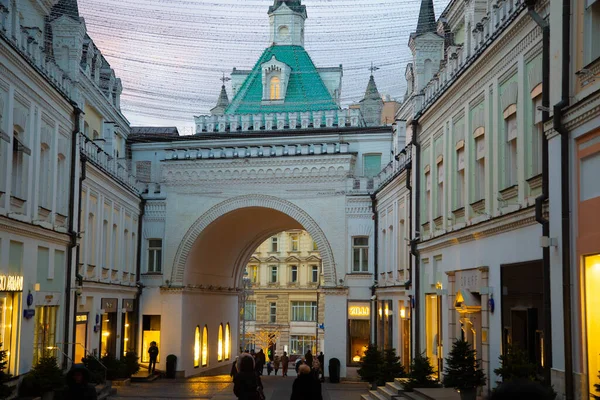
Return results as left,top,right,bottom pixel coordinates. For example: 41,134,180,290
311,357,321,380
290,364,323,400
148,341,159,374
255,349,266,375
266,361,273,375
63,365,98,400
318,352,325,382
273,353,281,376
233,353,264,400
295,358,303,374
281,351,289,377
230,356,239,380
304,350,313,367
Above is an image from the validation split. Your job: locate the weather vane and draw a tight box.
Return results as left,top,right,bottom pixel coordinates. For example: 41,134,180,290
369,62,380,75
221,72,231,84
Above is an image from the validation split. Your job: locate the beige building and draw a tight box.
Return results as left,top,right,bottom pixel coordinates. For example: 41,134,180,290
242,230,324,360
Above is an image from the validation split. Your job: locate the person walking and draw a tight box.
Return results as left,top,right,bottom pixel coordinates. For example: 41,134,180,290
304,350,313,367
318,352,325,382
148,341,159,374
255,349,266,375
273,354,281,376
281,351,289,377
233,354,264,400
290,364,323,400
311,357,321,380
63,365,98,400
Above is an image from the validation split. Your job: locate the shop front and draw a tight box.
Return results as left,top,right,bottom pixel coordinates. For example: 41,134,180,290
33,291,61,365
576,130,600,398
74,312,89,363
100,298,118,357
0,274,23,375
347,301,370,365
121,299,136,357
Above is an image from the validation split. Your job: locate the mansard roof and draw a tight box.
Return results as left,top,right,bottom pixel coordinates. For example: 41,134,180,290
268,0,306,14
225,45,339,115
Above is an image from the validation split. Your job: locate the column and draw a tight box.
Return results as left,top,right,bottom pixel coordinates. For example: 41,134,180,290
446,271,456,343
323,289,348,378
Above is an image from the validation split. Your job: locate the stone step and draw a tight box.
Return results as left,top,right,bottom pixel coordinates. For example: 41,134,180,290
367,389,389,400
377,384,398,400
385,381,404,394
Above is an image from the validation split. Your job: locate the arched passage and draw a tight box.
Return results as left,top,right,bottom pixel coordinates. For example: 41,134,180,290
172,194,337,287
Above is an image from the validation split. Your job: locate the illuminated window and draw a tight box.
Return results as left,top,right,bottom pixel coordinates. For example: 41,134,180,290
201,325,208,367
312,240,318,251
34,306,58,364
270,76,281,100
225,323,231,361
194,326,200,368
584,254,600,397
218,324,224,362
290,233,299,251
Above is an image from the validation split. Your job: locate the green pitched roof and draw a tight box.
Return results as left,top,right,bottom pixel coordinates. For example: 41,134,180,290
225,45,339,115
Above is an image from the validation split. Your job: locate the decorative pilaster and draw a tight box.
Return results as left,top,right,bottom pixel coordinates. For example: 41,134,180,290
446,271,456,343
479,266,490,393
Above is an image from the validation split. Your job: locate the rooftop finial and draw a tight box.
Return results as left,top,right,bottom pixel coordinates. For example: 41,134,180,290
369,62,380,76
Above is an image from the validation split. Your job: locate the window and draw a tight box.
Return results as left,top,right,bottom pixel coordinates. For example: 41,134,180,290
244,301,256,321
194,326,200,368
39,144,51,209
124,229,130,272
505,114,518,188
225,323,231,360
291,301,317,322
352,237,369,272
457,149,465,209
87,214,96,265
531,96,543,177
312,240,318,251
271,236,278,252
474,135,485,201
311,266,319,283
436,161,444,217
290,335,316,356
584,1,600,64
290,265,298,283
148,239,162,273
363,154,382,178
290,233,299,251
218,324,223,362
33,306,58,365
56,154,67,215
270,76,281,100
269,302,277,323
247,265,258,283
270,266,278,283
112,224,118,269
201,325,208,366
103,220,109,268
11,130,29,199
425,170,431,220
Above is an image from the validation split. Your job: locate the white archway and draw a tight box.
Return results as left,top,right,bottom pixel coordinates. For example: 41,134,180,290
171,194,337,286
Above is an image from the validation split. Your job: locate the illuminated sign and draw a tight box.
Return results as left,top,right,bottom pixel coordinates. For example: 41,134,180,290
348,302,371,320
76,314,88,323
0,275,23,292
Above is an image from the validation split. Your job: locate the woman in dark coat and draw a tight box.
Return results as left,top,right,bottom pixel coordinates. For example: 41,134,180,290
233,354,263,400
64,365,98,400
290,364,323,400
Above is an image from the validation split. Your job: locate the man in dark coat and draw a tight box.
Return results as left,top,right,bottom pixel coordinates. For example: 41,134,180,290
148,341,159,374
64,365,98,400
304,350,313,368
290,364,323,400
318,352,325,382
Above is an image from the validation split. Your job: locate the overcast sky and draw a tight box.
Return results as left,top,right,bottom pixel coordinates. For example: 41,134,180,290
78,0,450,134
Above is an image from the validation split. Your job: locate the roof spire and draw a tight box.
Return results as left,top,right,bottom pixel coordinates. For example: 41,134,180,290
415,0,437,35
51,0,81,21
363,73,381,101
269,0,306,14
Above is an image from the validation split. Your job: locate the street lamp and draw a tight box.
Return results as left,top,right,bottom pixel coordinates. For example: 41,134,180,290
241,270,251,353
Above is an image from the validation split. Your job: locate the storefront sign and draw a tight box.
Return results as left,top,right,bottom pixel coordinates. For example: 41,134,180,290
23,309,35,319
76,314,88,323
122,299,134,312
101,298,118,313
35,292,61,306
458,270,481,292
0,275,23,292
348,302,371,320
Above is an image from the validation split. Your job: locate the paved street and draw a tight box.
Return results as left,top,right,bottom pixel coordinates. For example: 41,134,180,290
111,375,370,400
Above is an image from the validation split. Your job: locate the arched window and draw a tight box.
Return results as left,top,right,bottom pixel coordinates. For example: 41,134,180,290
201,325,208,367
225,323,231,360
194,326,200,368
270,76,281,100
217,324,224,362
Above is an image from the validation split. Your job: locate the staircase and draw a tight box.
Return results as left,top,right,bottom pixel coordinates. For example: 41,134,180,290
360,379,432,400
96,382,117,400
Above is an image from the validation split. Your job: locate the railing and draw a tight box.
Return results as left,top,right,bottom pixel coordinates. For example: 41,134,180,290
55,342,108,383
195,108,364,134
80,133,139,193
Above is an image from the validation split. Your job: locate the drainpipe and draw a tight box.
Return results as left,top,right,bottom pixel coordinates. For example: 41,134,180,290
64,107,82,369
553,0,573,396
526,0,553,384
405,161,413,363
370,192,379,346
409,119,421,355
134,198,146,355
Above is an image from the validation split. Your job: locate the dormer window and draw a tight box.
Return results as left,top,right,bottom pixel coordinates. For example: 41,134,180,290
261,56,291,103
270,76,281,100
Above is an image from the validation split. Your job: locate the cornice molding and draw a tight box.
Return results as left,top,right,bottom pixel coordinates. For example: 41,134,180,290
0,216,70,245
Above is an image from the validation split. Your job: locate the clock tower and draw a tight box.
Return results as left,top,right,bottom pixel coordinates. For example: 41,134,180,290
268,0,307,47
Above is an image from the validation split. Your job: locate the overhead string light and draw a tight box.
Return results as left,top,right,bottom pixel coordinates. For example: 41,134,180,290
45,0,454,131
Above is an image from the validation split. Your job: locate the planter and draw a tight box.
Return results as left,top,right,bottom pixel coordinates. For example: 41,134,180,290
459,388,477,400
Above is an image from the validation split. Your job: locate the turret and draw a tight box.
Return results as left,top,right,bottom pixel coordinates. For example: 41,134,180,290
268,0,307,47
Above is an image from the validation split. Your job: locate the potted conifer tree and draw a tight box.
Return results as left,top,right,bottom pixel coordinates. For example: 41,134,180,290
357,344,383,389
0,346,14,399
443,340,486,400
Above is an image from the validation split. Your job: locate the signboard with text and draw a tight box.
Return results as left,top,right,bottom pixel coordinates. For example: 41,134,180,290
348,302,371,320
0,275,23,292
